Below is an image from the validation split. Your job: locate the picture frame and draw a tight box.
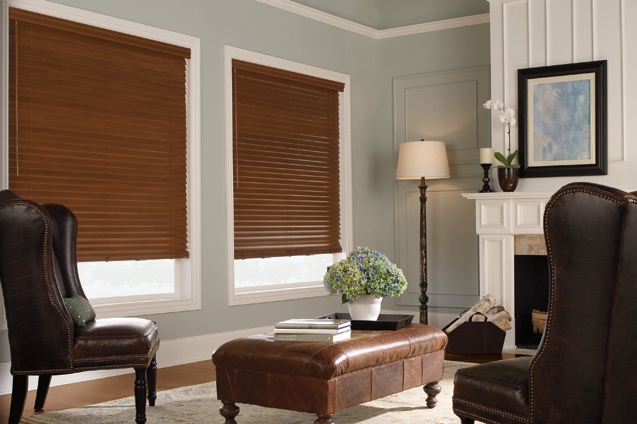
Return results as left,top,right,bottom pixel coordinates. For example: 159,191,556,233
518,60,607,178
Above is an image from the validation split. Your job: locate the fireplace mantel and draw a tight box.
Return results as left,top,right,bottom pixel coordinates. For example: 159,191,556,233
462,192,552,349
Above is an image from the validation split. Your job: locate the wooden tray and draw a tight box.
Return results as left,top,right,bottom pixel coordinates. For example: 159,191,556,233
319,313,414,331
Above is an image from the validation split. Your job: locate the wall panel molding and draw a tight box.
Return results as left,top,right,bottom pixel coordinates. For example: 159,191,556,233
395,185,479,312
393,67,489,313
393,66,490,178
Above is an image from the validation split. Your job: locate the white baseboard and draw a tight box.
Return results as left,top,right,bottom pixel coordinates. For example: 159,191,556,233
0,310,454,395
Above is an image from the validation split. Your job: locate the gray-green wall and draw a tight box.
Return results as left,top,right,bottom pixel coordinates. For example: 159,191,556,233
0,0,489,362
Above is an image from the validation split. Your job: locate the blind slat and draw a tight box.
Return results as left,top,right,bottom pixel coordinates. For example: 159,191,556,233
233,61,342,260
9,8,190,262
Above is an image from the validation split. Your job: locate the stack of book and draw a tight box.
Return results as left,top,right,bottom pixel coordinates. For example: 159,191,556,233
273,318,352,342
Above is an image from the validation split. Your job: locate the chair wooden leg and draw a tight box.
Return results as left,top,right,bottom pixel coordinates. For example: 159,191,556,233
134,367,148,424
147,355,157,407
9,375,28,424
34,375,52,411
460,418,475,424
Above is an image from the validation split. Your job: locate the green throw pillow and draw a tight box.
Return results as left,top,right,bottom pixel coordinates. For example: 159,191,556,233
63,294,96,327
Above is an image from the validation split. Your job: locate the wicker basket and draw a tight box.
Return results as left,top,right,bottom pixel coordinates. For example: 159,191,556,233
532,309,547,334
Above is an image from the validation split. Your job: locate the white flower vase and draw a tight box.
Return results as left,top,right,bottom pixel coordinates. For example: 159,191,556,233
347,295,382,321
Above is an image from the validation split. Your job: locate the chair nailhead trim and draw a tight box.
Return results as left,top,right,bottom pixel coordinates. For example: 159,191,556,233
529,185,626,419
454,398,529,423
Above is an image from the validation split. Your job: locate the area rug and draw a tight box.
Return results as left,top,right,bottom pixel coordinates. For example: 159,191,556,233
22,361,469,424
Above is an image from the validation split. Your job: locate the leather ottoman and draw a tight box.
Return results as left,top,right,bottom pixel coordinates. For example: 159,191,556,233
212,323,448,423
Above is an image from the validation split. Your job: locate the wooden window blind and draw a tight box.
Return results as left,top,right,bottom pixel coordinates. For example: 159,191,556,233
232,59,344,260
9,8,190,262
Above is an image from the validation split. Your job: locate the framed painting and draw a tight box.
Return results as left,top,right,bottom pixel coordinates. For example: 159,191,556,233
518,60,607,178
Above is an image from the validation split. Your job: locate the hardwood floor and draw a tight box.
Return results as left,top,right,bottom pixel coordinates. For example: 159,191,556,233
0,360,215,423
0,352,525,422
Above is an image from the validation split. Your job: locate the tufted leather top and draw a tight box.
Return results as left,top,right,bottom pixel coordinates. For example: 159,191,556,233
213,324,447,380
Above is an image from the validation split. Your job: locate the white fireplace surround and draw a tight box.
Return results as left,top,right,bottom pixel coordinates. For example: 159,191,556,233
462,191,552,350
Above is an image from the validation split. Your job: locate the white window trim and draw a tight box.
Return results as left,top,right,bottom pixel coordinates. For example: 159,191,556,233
224,46,353,306
0,0,202,324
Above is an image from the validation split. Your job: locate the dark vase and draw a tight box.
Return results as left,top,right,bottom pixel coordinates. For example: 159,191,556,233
497,167,520,192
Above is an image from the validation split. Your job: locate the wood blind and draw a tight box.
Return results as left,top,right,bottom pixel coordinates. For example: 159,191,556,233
9,8,190,262
232,59,344,260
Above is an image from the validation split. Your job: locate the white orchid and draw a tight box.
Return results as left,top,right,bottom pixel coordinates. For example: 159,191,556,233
483,99,518,167
483,99,502,109
500,108,516,127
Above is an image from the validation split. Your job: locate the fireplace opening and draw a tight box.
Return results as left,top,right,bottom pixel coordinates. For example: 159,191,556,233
514,255,549,349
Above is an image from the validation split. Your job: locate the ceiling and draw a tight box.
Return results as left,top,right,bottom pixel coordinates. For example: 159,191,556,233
290,0,489,30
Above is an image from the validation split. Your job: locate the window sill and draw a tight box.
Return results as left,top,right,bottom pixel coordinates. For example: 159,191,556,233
93,295,201,318
230,283,330,306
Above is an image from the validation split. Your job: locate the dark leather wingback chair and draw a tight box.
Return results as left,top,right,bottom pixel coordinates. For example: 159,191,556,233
0,190,160,424
453,182,637,423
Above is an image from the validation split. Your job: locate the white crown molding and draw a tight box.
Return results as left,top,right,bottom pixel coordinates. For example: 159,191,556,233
256,0,378,38
257,0,489,39
378,14,490,39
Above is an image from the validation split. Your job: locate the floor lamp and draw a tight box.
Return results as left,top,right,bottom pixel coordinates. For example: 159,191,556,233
396,140,450,325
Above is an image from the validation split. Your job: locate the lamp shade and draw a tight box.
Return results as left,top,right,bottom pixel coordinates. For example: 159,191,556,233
396,140,451,180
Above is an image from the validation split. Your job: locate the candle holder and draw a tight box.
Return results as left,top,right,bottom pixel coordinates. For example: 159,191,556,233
479,163,495,193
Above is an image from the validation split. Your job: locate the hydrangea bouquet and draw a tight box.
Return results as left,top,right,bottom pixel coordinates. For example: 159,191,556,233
323,247,408,304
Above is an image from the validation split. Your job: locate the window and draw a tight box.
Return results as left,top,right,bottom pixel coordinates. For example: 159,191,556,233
225,47,352,305
2,1,201,318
